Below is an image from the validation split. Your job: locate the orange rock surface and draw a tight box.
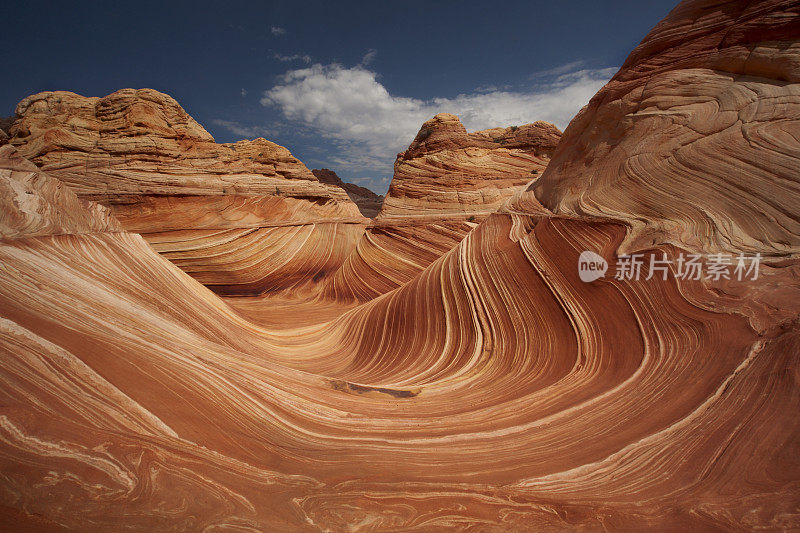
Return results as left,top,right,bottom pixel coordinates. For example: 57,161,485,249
382,112,560,219
0,0,799,530
318,113,561,301
3,88,369,295
531,0,800,259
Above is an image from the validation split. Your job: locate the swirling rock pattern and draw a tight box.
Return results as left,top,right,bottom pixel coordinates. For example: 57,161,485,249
0,0,799,530
2,88,368,295
531,0,800,258
318,113,562,302
0,145,119,239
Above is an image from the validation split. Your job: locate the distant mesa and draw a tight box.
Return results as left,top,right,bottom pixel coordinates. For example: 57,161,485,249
312,168,384,218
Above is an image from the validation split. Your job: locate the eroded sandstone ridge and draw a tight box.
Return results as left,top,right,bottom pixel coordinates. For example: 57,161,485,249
384,112,560,219
0,0,799,530
312,168,384,218
3,88,369,294
531,0,800,259
1,91,556,299
318,113,562,301
0,145,120,238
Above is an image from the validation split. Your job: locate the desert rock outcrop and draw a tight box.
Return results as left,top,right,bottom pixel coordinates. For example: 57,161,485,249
382,112,560,219
3,89,368,295
0,0,798,530
531,0,800,258
319,113,562,301
0,145,120,239
312,168,384,218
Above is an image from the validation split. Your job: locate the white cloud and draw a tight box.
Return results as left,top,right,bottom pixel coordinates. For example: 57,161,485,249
360,49,377,66
529,60,587,79
273,52,312,63
240,88,247,97
259,62,616,176
270,26,286,36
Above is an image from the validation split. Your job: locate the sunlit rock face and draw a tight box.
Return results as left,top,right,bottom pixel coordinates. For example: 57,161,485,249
382,112,561,219
3,88,369,295
0,0,799,530
531,0,800,258
0,145,120,238
318,113,562,301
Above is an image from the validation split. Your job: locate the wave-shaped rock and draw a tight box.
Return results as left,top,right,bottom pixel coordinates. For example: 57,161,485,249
0,0,798,529
531,0,800,258
0,145,120,239
3,88,369,295
318,113,562,301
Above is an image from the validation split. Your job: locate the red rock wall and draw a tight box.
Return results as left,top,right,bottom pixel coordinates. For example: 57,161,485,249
0,1,798,529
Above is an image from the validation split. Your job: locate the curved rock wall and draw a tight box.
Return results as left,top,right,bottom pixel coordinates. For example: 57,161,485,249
3,88,369,295
0,0,798,529
318,113,562,301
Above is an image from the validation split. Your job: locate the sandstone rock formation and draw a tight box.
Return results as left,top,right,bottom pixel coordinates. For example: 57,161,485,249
1,92,558,299
382,112,561,219
2,88,368,295
0,116,13,141
312,168,384,218
531,0,800,260
4,90,358,212
0,145,120,239
318,113,562,301
0,0,799,530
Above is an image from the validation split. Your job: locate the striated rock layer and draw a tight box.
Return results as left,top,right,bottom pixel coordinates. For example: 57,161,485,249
531,0,800,258
383,112,561,220
0,145,120,239
2,88,368,295
0,0,799,530
1,91,558,299
318,113,562,301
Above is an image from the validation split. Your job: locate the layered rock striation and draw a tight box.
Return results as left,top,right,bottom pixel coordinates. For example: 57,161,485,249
0,144,120,239
531,0,800,258
0,0,799,529
319,113,562,301
382,112,561,220
2,89,368,295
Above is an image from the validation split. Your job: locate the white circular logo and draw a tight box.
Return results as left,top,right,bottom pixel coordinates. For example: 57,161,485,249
578,250,608,282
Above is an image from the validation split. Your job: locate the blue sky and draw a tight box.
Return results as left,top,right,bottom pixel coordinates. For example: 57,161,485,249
2,1,677,193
